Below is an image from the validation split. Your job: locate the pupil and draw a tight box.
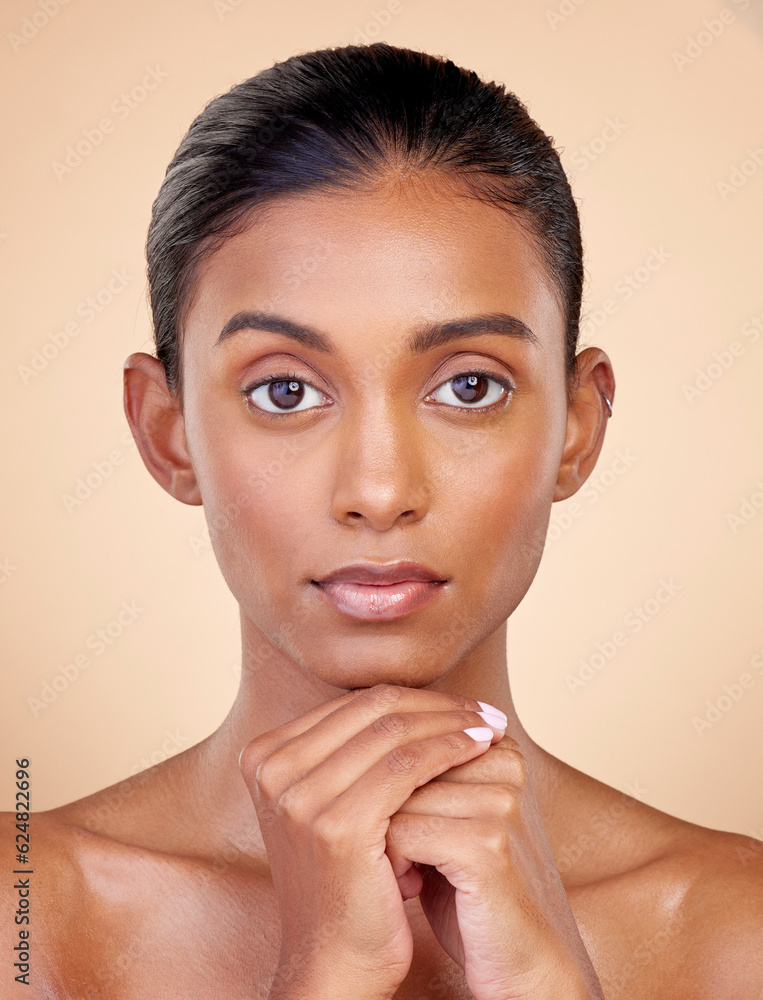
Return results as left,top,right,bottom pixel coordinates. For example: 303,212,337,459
452,374,488,404
269,380,304,409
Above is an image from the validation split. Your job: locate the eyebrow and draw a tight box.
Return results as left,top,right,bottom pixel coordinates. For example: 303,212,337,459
214,310,540,353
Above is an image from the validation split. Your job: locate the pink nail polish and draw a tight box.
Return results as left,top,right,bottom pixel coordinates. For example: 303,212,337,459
477,701,508,725
463,726,493,743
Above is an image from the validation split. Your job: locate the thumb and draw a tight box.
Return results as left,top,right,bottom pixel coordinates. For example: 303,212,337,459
386,840,424,900
395,861,424,901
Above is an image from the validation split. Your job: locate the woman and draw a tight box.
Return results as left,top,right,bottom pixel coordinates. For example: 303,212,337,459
4,42,761,999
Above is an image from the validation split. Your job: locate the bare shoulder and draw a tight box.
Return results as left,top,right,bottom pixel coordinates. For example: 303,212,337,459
0,764,189,997
0,765,272,998
559,774,763,999
0,807,89,998
598,816,763,998
667,823,763,996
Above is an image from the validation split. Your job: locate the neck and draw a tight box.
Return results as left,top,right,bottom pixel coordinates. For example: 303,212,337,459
233,616,522,735
186,612,577,862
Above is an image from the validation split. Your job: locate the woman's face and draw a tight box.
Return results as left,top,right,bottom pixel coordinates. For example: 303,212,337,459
178,174,574,689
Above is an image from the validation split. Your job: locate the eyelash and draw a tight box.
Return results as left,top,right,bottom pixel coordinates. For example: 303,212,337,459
240,368,516,420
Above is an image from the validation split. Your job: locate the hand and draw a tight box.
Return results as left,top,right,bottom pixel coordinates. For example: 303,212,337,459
386,730,605,999
238,683,508,1000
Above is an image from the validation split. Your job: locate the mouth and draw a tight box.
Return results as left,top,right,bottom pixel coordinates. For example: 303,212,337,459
312,561,448,621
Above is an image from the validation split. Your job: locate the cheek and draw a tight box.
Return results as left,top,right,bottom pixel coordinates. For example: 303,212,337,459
195,430,317,604
444,430,558,601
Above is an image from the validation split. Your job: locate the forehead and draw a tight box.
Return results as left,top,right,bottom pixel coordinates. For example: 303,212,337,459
183,173,564,357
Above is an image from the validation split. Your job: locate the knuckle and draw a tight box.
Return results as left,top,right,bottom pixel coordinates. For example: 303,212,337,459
275,781,311,824
312,808,350,848
481,818,511,855
362,683,403,708
252,754,283,800
373,712,412,738
490,783,521,821
238,742,258,778
441,732,469,753
447,693,474,712
385,743,420,775
498,745,529,786
499,734,522,755
238,737,267,780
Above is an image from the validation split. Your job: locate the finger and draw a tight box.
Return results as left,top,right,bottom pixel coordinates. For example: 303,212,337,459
427,736,528,784
241,684,505,797
256,708,505,810
387,782,555,896
387,782,516,880
393,780,515,819
386,813,518,893
395,861,424,901
238,687,364,772
310,725,501,843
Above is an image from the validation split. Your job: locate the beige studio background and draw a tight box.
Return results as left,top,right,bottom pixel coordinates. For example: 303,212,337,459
1,0,762,837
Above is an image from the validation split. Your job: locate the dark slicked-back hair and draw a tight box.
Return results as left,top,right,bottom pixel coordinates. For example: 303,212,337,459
147,43,583,398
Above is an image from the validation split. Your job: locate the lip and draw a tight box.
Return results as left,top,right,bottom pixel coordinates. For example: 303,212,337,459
315,561,446,586
312,561,448,621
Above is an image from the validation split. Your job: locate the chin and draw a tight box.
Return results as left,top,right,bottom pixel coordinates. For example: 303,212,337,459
303,646,451,693
240,600,473,691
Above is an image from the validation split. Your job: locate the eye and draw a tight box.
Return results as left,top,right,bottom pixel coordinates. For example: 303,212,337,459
429,370,514,411
242,373,326,416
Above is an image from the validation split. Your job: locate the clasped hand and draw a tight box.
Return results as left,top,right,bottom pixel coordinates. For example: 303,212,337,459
239,684,604,1000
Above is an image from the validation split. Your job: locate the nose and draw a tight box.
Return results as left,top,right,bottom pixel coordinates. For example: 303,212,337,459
330,400,431,532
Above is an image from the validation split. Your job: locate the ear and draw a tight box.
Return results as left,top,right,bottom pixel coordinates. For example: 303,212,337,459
554,347,616,502
122,352,202,505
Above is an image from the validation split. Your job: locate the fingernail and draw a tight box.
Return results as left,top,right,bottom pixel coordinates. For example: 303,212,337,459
477,710,506,731
463,726,494,743
477,701,508,726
